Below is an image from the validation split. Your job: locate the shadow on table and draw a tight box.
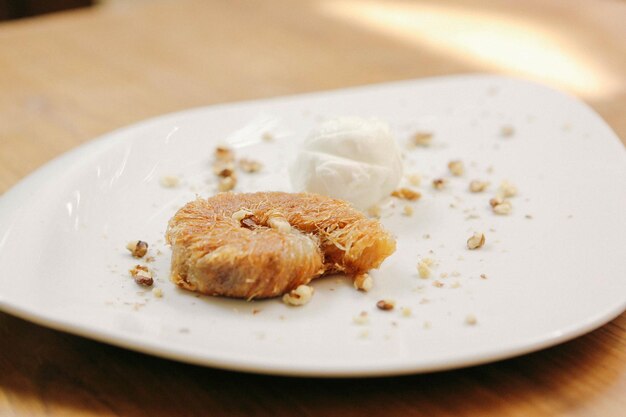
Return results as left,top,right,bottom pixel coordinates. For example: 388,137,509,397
1,311,624,416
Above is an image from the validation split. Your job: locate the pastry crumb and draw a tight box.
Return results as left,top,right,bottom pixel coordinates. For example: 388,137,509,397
367,204,382,218
353,273,373,292
218,176,237,192
402,205,414,216
215,146,235,162
239,158,263,173
432,280,444,288
467,232,486,250
418,258,434,278
130,265,153,287
282,285,314,306
432,178,447,190
411,131,433,147
498,180,518,198
353,311,369,325
262,132,274,142
401,307,412,317
152,287,163,298
406,173,421,186
500,125,515,138
465,314,478,325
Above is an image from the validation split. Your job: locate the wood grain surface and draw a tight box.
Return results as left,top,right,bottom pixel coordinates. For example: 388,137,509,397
1,0,625,415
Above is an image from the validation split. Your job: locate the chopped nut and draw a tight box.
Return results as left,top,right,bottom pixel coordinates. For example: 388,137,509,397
480,274,488,279
432,280,444,288
406,173,421,186
465,314,478,325
232,208,253,223
432,178,447,190
469,180,489,193
492,200,512,215
159,175,180,188
448,160,464,176
401,307,412,317
391,187,422,201
152,287,163,298
126,240,148,258
498,180,518,198
411,131,433,146
352,311,369,325
367,204,382,218
267,214,291,233
239,158,263,173
241,218,257,229
417,258,433,279
500,125,515,138
353,273,373,292
489,196,504,207
467,232,486,250
376,299,395,311
218,176,237,192
215,146,234,162
130,265,153,286
402,205,414,216
282,285,314,306
213,161,236,178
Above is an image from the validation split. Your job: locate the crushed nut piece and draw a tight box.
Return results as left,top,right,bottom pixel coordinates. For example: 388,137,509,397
215,146,234,162
130,265,153,286
492,200,512,215
448,160,464,176
480,274,488,279
126,240,148,258
353,273,373,292
407,173,421,186
411,131,433,147
465,314,478,325
489,196,504,207
391,187,422,201
239,158,263,173
433,280,444,288
432,178,447,190
403,205,414,216
469,180,489,193
353,311,369,325
267,214,291,233
213,161,236,178
159,175,180,188
467,232,486,250
282,285,314,306
152,288,163,298
376,299,395,311
417,258,434,278
498,180,518,198
232,208,253,223
218,176,237,192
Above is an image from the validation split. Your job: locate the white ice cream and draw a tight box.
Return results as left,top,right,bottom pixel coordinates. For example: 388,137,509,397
289,117,403,210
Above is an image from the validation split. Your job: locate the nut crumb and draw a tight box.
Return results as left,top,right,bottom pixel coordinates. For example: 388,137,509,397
353,311,369,325
432,178,447,190
498,180,518,198
500,125,515,138
432,280,444,288
402,205,414,216
448,160,464,176
126,240,148,258
213,161,236,178
467,232,486,250
406,173,421,186
239,158,263,173
469,180,489,193
159,175,180,188
376,299,396,311
130,265,153,286
152,288,163,298
215,146,234,162
411,131,433,147
401,307,412,317
282,285,314,306
465,314,478,325
480,274,488,279
418,258,434,278
391,188,421,201
353,273,373,292
218,176,237,192
492,200,512,215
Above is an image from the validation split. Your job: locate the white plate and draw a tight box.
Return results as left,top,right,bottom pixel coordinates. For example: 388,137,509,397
1,75,625,377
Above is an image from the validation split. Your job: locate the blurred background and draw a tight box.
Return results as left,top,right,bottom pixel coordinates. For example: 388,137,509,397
0,0,625,192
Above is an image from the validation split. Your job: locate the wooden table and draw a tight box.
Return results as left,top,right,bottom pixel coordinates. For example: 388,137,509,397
1,0,625,415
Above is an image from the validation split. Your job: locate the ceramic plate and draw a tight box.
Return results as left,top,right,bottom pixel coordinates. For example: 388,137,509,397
1,75,625,377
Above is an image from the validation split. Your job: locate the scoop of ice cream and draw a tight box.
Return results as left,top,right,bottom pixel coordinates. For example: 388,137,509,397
289,117,403,210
